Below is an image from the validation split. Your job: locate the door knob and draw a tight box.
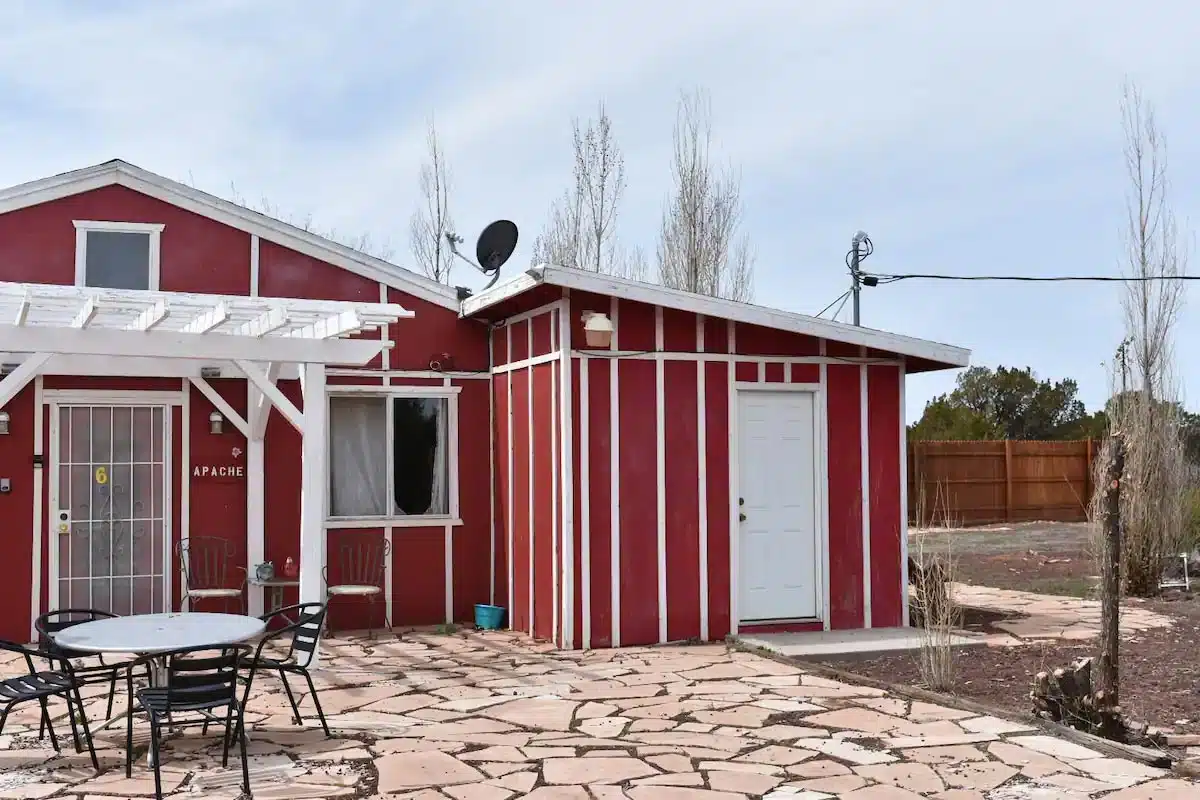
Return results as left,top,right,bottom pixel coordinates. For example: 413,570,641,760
739,512,747,522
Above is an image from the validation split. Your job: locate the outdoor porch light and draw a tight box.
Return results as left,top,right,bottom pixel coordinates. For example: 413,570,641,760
0,411,9,435
209,411,224,435
582,311,614,348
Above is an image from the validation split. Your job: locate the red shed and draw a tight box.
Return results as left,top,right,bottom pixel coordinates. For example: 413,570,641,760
464,266,969,649
0,160,969,653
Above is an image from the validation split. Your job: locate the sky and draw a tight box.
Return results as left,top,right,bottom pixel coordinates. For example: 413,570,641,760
2,1,1199,422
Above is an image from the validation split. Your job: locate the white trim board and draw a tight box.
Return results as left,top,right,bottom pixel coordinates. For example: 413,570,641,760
0,160,460,311
463,264,971,369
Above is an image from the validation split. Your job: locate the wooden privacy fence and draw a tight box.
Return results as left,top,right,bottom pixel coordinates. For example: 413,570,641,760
908,440,1099,526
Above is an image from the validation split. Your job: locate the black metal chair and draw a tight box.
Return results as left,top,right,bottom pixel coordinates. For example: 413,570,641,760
35,609,150,729
324,535,390,637
0,639,99,770
124,644,251,800
236,602,330,738
178,537,247,614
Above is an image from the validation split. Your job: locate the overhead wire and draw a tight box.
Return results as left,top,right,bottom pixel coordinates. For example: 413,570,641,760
862,271,1200,284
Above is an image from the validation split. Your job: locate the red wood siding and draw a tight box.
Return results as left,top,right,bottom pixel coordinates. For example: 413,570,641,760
826,364,864,630
0,388,35,642
490,306,563,643
664,361,701,641
868,364,903,628
562,301,909,649
617,359,658,646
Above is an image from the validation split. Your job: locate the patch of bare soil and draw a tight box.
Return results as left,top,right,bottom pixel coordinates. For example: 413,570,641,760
816,592,1200,736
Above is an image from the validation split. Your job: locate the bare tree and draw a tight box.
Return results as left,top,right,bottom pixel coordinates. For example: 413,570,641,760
1098,81,1190,596
532,103,644,278
656,88,754,302
409,120,455,284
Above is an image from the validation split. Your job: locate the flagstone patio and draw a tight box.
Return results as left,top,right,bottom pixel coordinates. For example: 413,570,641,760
1,629,1194,799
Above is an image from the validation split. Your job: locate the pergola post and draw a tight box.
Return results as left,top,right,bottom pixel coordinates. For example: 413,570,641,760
246,387,266,618
299,362,327,657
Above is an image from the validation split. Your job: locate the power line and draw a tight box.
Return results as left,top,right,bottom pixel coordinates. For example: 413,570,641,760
863,271,1199,284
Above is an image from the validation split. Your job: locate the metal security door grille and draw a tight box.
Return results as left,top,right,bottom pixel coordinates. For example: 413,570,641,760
51,405,169,616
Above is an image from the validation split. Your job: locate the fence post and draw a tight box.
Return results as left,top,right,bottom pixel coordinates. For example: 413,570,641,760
1085,438,1094,509
1004,439,1014,522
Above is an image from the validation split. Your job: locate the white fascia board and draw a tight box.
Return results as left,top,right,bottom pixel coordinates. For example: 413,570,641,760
464,264,971,368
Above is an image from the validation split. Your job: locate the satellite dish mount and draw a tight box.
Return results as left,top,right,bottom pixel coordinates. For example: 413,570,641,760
445,220,519,292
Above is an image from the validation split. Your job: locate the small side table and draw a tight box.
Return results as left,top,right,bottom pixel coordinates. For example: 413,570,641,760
251,579,301,618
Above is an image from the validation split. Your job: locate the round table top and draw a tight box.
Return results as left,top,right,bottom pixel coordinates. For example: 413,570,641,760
51,612,267,655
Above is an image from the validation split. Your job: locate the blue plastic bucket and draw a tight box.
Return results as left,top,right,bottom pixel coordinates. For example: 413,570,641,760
474,603,507,630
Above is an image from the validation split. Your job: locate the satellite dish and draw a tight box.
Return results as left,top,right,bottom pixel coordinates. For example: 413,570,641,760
445,220,519,291
476,220,518,274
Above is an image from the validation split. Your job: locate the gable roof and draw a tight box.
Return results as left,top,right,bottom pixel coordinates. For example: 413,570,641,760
0,159,461,311
462,264,971,370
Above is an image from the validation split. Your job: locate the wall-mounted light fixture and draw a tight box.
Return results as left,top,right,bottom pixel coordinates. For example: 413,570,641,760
0,411,9,435
209,411,224,435
582,311,615,349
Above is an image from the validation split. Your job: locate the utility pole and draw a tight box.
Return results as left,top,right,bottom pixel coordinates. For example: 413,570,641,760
847,231,871,326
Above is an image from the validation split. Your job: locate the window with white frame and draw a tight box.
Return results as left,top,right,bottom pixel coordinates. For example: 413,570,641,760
327,392,456,519
74,221,164,291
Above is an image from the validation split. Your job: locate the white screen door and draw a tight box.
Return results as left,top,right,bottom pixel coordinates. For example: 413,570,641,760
50,405,170,615
738,390,820,622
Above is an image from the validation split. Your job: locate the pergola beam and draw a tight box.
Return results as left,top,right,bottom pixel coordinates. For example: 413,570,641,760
0,323,388,365
180,303,229,334
248,362,280,440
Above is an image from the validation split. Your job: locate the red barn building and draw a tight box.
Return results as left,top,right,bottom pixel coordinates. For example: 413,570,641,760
0,160,969,650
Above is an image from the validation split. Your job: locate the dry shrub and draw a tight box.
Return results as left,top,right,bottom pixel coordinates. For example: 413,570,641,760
910,482,962,691
1092,396,1188,596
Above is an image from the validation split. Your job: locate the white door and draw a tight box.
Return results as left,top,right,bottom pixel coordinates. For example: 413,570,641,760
738,390,820,622
50,405,171,615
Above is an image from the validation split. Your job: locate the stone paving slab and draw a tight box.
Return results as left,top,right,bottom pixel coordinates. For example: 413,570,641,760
947,583,1174,646
0,629,1196,798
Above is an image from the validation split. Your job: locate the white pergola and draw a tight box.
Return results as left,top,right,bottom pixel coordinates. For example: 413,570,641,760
0,281,410,657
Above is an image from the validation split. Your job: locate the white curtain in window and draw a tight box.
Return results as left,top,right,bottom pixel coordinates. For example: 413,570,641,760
428,401,448,515
329,397,388,516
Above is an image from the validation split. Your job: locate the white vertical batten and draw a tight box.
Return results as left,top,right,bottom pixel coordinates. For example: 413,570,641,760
550,320,559,644
381,283,394,629
557,297,575,649
696,315,709,641
655,306,667,643
487,324,495,605
249,235,260,297
579,353,591,649
898,362,909,627
819,339,831,630
609,295,621,648
30,375,44,640
245,233,265,617
506,324,515,628
180,378,191,612
727,322,739,632
445,375,455,624
526,320,534,636
860,355,872,628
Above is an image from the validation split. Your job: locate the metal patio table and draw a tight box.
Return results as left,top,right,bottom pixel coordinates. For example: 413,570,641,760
51,612,266,763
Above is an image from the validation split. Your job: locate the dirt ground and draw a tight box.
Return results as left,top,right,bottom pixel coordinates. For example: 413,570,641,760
818,520,1200,735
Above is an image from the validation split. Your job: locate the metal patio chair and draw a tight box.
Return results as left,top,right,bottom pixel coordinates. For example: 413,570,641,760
235,602,331,737
35,609,152,729
123,644,251,799
324,535,390,638
177,537,247,614
0,639,99,771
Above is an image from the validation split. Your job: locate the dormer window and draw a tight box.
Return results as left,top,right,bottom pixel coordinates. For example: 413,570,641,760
73,220,164,291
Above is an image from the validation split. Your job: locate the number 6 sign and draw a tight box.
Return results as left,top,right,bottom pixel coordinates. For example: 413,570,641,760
94,466,108,485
